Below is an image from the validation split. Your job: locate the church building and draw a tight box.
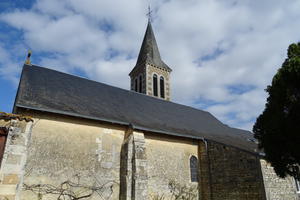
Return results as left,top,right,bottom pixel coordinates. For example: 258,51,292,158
0,21,299,200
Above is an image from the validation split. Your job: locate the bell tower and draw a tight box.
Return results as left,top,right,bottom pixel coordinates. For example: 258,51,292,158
129,21,172,101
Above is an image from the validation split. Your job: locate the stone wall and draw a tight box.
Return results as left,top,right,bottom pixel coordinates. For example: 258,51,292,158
120,129,148,200
198,140,212,200
146,64,171,101
130,64,147,94
202,141,266,200
0,119,33,200
130,63,171,101
260,159,299,200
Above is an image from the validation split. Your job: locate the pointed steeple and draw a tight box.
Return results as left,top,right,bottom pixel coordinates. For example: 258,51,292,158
129,20,172,101
132,21,172,74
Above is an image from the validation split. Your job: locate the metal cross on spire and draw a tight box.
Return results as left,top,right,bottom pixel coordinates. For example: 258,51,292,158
147,5,153,22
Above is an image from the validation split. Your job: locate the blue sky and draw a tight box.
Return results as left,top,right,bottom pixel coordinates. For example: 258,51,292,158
1,0,300,130
0,0,35,112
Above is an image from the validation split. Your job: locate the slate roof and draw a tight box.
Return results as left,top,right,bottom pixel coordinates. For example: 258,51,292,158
129,22,172,75
14,64,258,154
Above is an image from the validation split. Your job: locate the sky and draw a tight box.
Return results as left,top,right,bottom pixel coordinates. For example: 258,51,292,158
0,0,300,131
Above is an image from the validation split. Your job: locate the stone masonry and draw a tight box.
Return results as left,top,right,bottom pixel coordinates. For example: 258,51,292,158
0,118,33,200
197,140,267,200
146,63,171,101
130,65,147,94
130,63,171,101
120,128,148,200
205,141,266,200
198,140,212,200
260,159,299,200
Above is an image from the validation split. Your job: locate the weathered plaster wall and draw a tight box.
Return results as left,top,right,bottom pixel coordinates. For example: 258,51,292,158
144,133,198,199
260,159,299,200
206,142,266,200
20,113,125,200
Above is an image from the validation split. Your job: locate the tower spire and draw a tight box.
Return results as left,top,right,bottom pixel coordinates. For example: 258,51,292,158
132,21,172,72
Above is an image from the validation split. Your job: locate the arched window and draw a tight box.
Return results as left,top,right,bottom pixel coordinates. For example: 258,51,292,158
139,75,142,93
160,76,165,98
134,78,138,92
190,156,199,182
153,74,158,96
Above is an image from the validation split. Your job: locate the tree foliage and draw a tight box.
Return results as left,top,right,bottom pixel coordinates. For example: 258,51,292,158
253,42,300,180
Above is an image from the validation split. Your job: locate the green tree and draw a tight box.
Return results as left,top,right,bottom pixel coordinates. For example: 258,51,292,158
253,42,300,180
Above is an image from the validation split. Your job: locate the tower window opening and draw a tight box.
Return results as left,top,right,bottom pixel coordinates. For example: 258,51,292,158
190,156,199,182
153,74,158,97
135,78,138,92
139,75,142,93
160,76,165,98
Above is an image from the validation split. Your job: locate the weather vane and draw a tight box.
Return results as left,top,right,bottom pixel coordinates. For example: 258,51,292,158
147,5,153,22
25,50,32,65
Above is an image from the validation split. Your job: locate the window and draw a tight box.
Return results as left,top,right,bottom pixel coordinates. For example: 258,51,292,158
134,78,138,92
295,178,300,193
160,76,165,98
190,155,199,182
139,75,142,93
153,74,158,96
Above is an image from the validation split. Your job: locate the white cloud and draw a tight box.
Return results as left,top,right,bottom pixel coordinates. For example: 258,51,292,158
0,42,25,85
1,0,300,130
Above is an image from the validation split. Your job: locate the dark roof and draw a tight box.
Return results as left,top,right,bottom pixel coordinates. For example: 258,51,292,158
130,22,172,75
14,64,258,153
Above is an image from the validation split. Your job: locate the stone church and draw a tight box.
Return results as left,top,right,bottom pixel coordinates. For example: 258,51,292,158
0,21,299,200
